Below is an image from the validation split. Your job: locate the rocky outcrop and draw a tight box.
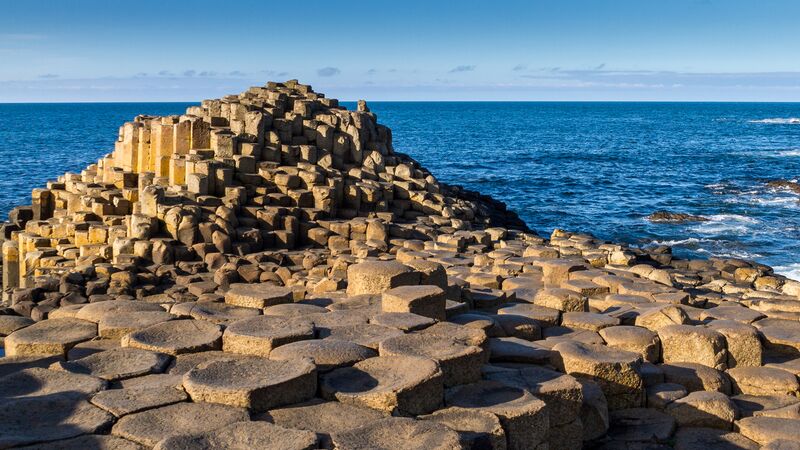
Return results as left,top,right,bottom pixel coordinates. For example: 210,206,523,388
647,210,709,223
765,179,800,194
0,81,798,449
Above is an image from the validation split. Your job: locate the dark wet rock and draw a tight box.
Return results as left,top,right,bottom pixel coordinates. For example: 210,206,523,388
647,211,709,223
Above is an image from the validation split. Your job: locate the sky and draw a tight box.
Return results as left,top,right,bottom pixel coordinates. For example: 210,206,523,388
1,0,800,102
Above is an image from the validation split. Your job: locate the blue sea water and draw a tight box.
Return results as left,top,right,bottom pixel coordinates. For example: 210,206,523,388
1,102,800,279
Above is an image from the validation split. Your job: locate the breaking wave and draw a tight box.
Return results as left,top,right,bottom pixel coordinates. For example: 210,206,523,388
749,118,800,124
774,263,800,282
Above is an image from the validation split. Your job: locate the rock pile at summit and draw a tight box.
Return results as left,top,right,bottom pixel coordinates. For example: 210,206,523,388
0,81,799,449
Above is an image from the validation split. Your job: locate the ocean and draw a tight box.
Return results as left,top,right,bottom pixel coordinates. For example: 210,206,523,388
1,102,799,279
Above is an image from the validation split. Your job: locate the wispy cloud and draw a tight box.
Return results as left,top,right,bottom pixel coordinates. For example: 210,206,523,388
517,67,800,90
0,33,46,41
512,64,527,72
317,67,341,77
183,70,196,77
38,73,59,79
449,65,476,73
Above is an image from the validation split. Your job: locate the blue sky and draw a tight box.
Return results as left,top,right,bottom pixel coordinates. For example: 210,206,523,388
2,0,800,101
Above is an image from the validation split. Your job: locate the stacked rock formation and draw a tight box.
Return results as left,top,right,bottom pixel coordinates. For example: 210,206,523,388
0,81,798,449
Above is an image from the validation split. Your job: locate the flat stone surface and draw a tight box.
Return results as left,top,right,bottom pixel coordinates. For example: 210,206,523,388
445,380,549,450
222,315,314,356
15,434,145,450
330,417,463,450
700,305,765,324
533,287,588,312
122,319,222,355
67,339,121,360
0,355,63,378
658,324,728,370
370,312,435,331
171,301,260,324
98,311,173,340
0,367,106,402
487,337,552,365
111,402,250,447
732,394,800,418
728,366,800,396
75,300,166,323
306,309,370,330
318,323,403,350
542,326,605,347
263,303,328,317
497,302,561,326
117,374,184,390
634,305,689,331
50,347,171,381
224,283,294,308
346,261,420,296
0,393,114,448
661,362,732,394
264,399,385,449
706,320,762,368
5,318,96,357
646,383,688,410
166,350,258,375
674,427,759,450
762,439,800,450
448,313,497,332
320,355,443,416
483,364,583,426
153,421,318,450
551,340,644,410
0,315,34,335
754,402,800,419
666,391,737,429
269,339,376,371
381,285,446,320
183,357,317,411
420,321,488,350
608,407,676,443
491,313,541,341
562,311,619,331
420,406,506,450
599,325,660,363
91,385,188,417
753,318,800,355
379,333,484,386
325,294,381,313
735,416,800,446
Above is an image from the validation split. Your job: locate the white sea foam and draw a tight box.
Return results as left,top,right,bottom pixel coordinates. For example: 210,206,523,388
774,263,800,282
649,237,709,246
690,214,758,235
724,195,800,209
705,214,758,223
774,149,800,157
751,196,800,207
749,118,800,124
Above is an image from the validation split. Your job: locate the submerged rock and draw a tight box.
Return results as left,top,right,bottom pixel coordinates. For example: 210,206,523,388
765,179,800,194
647,210,709,223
